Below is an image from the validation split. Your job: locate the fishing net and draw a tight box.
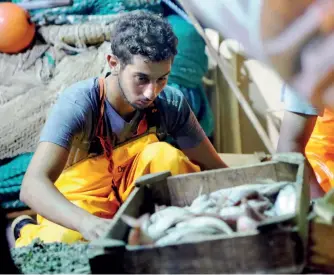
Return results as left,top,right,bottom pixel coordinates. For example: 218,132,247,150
0,42,110,160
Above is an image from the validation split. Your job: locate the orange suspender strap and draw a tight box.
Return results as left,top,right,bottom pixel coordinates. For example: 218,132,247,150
96,78,123,204
96,78,114,173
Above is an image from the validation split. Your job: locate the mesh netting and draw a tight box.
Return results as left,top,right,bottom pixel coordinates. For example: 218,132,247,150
0,41,110,160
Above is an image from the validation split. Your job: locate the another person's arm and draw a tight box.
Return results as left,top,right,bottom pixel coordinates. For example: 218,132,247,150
278,85,325,199
20,82,111,240
277,111,324,198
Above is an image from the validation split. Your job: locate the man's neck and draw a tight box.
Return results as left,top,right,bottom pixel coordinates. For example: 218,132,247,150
105,75,136,121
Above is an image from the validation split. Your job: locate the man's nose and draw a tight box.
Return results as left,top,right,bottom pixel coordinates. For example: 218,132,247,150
143,82,158,100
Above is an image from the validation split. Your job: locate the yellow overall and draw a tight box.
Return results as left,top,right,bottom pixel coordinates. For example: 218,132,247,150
16,79,200,247
306,109,334,192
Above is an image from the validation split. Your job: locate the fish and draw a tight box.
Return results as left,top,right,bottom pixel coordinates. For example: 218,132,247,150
123,180,293,247
210,182,289,207
243,199,267,222
190,193,209,206
247,199,272,212
175,216,234,235
273,184,296,216
187,198,216,214
150,206,191,223
155,226,218,246
236,215,259,232
147,207,193,240
121,214,155,246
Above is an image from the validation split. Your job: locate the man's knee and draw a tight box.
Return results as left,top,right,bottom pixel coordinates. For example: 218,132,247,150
141,142,181,163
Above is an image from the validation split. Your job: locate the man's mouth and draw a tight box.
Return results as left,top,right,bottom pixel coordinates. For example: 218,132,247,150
136,100,152,106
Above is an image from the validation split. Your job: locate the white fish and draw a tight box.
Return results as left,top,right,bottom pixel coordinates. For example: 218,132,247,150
219,205,245,220
188,199,216,214
150,206,190,223
203,206,219,214
273,184,296,216
190,193,209,207
243,199,267,222
176,216,234,234
147,208,193,240
210,182,289,206
257,180,291,196
155,226,218,246
247,199,272,212
236,216,259,232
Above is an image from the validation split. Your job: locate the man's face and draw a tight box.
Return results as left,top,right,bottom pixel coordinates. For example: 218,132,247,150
117,55,172,110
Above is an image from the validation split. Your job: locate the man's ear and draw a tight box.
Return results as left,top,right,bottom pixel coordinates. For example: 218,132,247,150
107,54,120,75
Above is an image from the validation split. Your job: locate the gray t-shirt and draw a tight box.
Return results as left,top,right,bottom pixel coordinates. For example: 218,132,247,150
282,84,323,116
39,78,207,151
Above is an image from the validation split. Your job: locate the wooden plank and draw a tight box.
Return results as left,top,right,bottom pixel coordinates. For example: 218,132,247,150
92,231,303,274
134,171,171,188
218,153,265,167
309,221,334,263
101,187,151,241
274,162,299,182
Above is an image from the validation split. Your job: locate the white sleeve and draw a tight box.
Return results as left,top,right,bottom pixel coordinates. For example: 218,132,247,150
181,0,267,63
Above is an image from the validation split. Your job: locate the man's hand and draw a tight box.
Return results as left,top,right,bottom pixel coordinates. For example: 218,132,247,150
78,215,113,241
182,137,228,171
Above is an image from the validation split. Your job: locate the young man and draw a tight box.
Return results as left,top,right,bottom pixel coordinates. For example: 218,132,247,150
278,85,328,199
14,11,227,247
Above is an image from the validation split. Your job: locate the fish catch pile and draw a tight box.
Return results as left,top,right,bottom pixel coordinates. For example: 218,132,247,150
122,181,297,248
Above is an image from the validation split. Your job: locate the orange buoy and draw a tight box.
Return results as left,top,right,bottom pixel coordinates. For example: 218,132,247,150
0,3,35,54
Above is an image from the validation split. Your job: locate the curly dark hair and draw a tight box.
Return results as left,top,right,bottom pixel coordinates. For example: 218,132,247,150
110,11,178,67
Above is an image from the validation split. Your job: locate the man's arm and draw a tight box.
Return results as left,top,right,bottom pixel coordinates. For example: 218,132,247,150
182,137,228,170
277,110,325,198
20,81,112,240
20,142,111,240
277,111,316,152
20,142,89,231
163,88,227,170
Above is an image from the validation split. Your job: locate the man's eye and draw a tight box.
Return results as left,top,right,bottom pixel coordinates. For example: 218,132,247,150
158,77,167,82
136,76,148,83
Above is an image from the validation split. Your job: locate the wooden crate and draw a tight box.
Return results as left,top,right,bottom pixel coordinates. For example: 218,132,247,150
89,153,309,274
306,219,334,273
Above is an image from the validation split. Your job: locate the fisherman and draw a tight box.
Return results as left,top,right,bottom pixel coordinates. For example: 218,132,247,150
278,85,329,199
13,11,227,247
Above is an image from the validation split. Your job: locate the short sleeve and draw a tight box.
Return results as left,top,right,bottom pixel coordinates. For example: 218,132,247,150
282,84,323,116
159,86,207,149
39,79,96,150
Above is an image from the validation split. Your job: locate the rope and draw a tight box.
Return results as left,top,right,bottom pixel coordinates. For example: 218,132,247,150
38,22,116,48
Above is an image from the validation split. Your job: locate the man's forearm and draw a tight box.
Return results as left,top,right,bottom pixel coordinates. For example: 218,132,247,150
20,175,91,232
277,140,324,198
